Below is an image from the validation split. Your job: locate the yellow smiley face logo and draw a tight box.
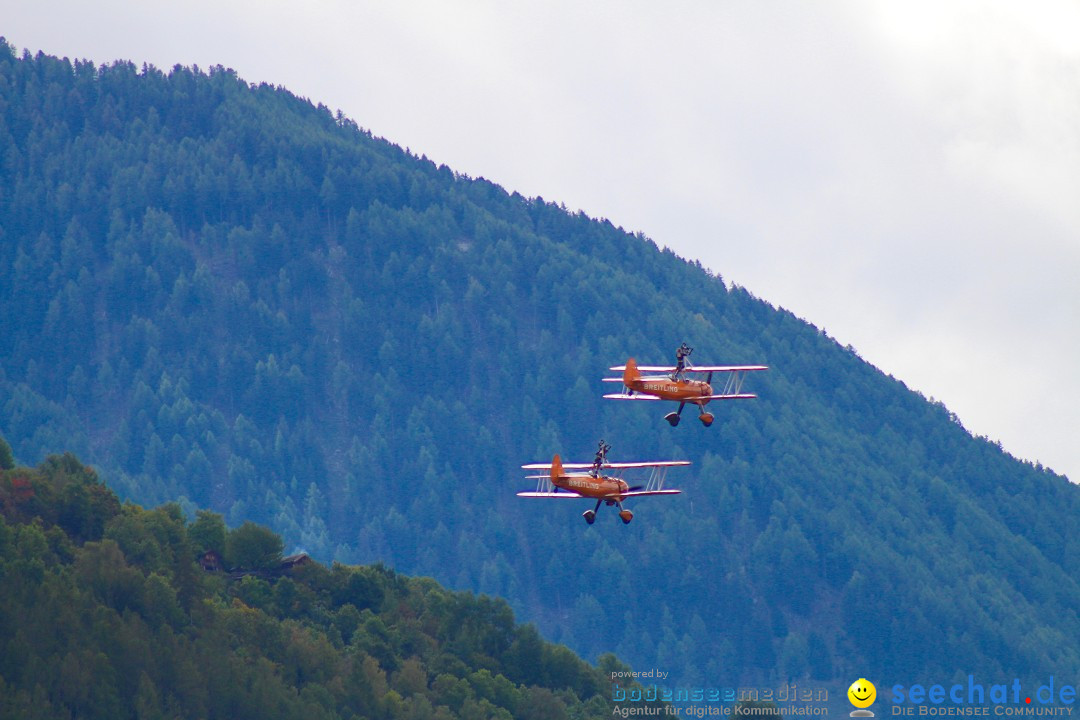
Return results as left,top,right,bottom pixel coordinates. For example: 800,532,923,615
848,678,876,708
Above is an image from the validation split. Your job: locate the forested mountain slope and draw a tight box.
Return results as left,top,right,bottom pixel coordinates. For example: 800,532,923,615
2,42,1078,686
0,448,621,719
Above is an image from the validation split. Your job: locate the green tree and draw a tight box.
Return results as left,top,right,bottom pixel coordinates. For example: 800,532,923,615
224,520,284,570
188,509,226,554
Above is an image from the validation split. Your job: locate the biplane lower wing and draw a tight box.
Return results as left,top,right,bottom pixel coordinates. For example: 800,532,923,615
603,392,756,402
517,489,681,499
523,473,594,479
516,491,587,498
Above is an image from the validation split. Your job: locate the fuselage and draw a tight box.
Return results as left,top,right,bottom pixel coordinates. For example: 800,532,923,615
554,473,628,500
630,376,713,404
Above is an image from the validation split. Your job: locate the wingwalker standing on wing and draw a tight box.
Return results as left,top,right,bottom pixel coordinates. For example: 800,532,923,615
592,439,611,474
603,343,767,427
674,342,693,379
519,444,688,524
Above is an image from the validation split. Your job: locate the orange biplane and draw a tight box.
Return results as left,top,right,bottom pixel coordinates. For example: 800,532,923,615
519,444,688,524
604,346,767,427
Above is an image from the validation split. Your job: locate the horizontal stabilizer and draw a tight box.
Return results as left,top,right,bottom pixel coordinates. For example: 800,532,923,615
602,393,661,401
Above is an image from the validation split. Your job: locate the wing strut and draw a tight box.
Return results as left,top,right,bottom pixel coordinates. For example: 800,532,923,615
720,370,750,397
645,464,671,493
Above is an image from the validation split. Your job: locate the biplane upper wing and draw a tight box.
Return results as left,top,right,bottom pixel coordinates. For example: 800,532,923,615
522,462,597,470
608,364,768,372
522,460,690,470
602,461,691,469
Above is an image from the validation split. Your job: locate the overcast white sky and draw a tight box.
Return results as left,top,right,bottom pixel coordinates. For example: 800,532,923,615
6,0,1079,480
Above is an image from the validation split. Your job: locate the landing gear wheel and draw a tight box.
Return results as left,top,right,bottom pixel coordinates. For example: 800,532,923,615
699,412,714,427
583,509,597,524
619,509,634,524
664,412,681,427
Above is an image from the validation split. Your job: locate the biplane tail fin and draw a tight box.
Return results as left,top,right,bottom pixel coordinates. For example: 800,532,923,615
622,357,641,386
550,454,564,483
